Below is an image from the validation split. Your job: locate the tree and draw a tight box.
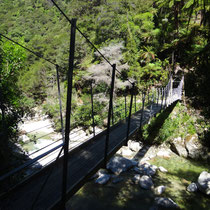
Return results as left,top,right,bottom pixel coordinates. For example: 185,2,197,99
0,38,26,157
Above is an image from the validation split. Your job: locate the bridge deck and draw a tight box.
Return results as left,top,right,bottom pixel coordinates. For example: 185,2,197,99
0,104,161,210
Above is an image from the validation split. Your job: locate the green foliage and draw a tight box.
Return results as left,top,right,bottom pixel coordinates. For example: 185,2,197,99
0,39,27,134
150,155,210,210
18,62,47,102
0,0,209,141
143,102,196,144
0,38,30,162
159,103,196,142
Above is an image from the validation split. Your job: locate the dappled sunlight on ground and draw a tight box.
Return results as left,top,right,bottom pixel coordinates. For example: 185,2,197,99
150,154,210,209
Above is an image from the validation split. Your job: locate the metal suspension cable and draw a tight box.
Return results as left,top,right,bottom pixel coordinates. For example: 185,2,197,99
0,33,58,67
24,124,52,134
0,142,63,182
50,0,112,66
49,0,133,86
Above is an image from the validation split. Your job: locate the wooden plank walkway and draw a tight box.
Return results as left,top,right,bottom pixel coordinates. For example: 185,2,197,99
0,103,162,210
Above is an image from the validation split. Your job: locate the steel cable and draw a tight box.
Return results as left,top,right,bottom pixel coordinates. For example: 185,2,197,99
49,0,133,86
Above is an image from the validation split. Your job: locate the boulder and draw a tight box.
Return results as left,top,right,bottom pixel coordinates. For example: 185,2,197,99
133,166,142,174
159,166,168,173
127,140,143,152
185,134,202,159
132,174,141,184
197,171,210,195
139,157,150,164
199,148,210,160
170,137,188,158
141,145,157,159
139,175,154,190
120,146,134,157
187,182,198,192
19,134,30,143
95,174,110,185
107,156,137,175
90,173,98,180
138,163,157,176
154,197,179,208
154,186,166,195
156,150,171,158
90,168,108,180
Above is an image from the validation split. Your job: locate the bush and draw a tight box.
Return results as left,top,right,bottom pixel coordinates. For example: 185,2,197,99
142,102,197,144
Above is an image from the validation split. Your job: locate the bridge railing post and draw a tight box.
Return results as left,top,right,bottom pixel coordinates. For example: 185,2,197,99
126,83,135,145
161,87,164,110
112,101,114,125
90,81,95,137
124,94,127,119
104,63,116,168
155,88,157,105
165,86,167,108
140,92,146,130
135,94,136,113
149,92,154,118
61,18,77,209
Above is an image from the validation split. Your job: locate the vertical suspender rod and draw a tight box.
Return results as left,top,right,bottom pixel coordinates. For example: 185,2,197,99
104,64,116,168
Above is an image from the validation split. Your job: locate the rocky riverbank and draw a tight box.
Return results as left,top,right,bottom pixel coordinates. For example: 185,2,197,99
67,139,210,210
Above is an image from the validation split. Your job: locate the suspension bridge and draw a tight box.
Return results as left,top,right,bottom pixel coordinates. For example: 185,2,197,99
0,1,184,209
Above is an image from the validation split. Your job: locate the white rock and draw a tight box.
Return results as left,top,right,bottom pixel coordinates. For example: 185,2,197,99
120,146,134,157
157,150,171,158
197,171,210,195
128,140,143,152
95,174,110,185
139,175,154,190
132,174,141,184
107,156,136,175
138,163,157,176
155,197,179,208
20,135,30,142
97,169,109,176
185,134,202,159
187,183,198,192
170,137,188,158
154,186,166,195
159,166,168,173
139,157,150,164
